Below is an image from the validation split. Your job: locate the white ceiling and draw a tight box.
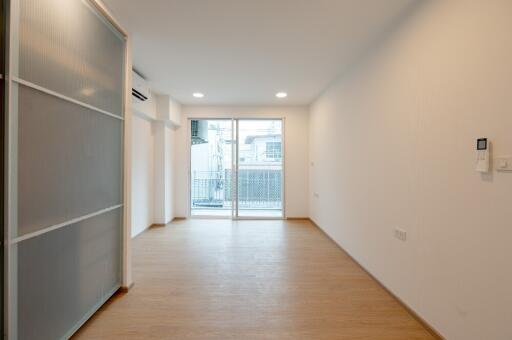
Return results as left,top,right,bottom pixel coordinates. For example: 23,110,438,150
103,0,415,105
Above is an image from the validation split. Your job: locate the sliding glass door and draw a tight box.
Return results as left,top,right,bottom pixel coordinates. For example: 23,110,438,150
190,119,234,217
236,119,283,218
190,119,283,218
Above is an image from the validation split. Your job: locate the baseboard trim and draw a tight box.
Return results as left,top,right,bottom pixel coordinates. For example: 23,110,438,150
132,223,152,239
308,218,445,340
286,217,310,220
119,281,135,293
132,222,168,239
172,217,187,221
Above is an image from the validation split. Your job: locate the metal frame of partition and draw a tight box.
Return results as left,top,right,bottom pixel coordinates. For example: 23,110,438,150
0,0,5,337
5,1,17,336
188,117,286,220
3,0,131,338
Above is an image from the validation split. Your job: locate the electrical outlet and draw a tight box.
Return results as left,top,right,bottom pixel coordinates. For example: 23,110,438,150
394,228,407,241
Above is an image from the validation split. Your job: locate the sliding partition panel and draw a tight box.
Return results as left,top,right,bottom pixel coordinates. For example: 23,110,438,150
18,209,121,340
17,85,122,236
7,0,126,338
18,0,125,117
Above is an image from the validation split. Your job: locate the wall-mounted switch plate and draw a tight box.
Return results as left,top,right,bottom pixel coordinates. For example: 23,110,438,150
496,156,512,172
394,228,407,241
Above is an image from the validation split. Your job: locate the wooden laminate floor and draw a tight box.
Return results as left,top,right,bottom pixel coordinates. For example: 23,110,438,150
74,219,436,340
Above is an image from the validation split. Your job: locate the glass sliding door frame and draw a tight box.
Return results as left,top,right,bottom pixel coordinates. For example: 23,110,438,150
188,117,285,220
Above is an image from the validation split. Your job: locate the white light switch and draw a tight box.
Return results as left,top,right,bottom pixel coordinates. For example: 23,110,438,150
394,228,407,241
496,156,512,172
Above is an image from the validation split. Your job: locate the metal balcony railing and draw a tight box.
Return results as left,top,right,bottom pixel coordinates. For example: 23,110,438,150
191,170,282,209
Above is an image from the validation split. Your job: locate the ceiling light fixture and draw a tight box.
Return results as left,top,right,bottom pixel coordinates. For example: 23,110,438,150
276,92,287,98
193,92,204,98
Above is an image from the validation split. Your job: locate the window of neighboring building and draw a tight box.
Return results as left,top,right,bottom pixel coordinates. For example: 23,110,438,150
266,142,281,159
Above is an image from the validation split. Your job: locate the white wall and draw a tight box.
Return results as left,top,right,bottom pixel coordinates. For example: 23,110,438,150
131,113,155,237
131,93,181,237
167,98,181,221
165,125,177,221
309,1,512,339
174,106,309,218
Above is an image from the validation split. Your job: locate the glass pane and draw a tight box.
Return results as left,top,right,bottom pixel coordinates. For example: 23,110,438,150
190,120,233,217
237,120,283,218
18,84,122,236
19,0,125,116
18,208,121,340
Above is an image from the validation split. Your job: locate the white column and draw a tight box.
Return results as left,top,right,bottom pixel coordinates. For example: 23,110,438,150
153,95,181,224
153,121,167,224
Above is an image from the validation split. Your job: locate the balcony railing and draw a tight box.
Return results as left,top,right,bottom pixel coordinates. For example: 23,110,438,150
191,170,282,209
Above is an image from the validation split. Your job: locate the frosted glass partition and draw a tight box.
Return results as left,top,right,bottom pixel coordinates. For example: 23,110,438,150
18,0,125,117
18,208,122,340
18,85,122,236
8,0,126,339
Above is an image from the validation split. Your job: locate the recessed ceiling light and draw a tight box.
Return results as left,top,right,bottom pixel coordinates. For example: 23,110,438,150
276,92,287,98
193,92,204,98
